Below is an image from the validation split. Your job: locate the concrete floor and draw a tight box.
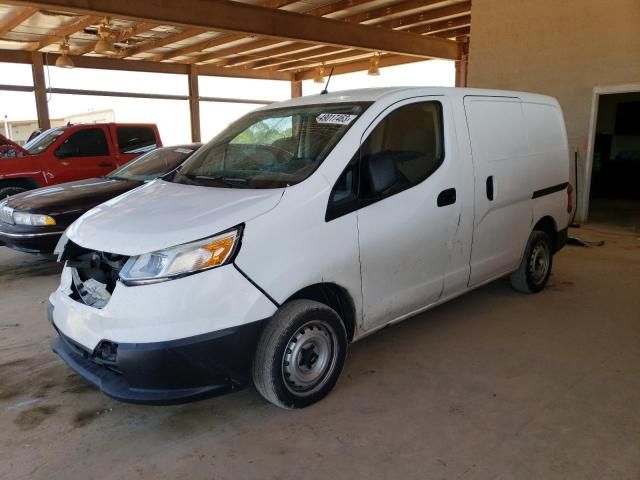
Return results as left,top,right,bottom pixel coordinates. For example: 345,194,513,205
1,223,639,480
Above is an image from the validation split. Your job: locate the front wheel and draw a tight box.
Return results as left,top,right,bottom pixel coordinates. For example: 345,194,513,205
252,300,347,409
0,186,26,200
510,230,553,293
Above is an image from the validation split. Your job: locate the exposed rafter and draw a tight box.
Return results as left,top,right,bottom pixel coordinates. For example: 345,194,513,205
124,27,206,57
152,0,359,63
190,1,471,69
374,1,471,30
182,0,458,65
9,0,459,59
30,14,100,50
409,15,471,35
294,53,420,80
73,21,159,55
0,5,37,37
0,47,293,80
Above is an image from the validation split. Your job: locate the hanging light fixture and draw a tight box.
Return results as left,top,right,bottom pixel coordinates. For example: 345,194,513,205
368,53,380,76
55,37,74,69
313,65,326,84
95,18,115,54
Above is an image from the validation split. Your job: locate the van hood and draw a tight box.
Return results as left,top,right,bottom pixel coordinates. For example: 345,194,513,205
66,179,285,256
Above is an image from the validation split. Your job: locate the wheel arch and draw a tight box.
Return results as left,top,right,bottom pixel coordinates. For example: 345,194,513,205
285,283,356,342
0,177,40,191
532,215,558,248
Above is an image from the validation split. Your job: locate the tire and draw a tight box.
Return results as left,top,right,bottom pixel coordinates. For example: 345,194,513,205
252,299,348,409
510,230,553,294
0,186,26,201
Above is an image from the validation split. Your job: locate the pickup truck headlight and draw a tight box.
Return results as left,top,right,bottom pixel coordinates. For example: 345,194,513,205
119,227,241,285
12,211,56,226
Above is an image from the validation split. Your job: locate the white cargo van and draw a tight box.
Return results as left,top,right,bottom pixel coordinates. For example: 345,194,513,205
49,87,572,408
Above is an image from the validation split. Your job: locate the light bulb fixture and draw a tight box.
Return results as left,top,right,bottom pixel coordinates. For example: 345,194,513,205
94,18,115,54
55,37,74,69
367,53,380,76
313,65,326,84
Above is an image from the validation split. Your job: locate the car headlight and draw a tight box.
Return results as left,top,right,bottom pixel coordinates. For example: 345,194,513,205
119,227,242,285
12,211,56,226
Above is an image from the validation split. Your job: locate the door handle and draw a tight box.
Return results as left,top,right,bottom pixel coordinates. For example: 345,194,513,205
486,176,494,201
437,188,456,207
99,162,114,168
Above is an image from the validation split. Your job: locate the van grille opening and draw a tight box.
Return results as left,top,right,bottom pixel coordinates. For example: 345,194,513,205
61,241,129,309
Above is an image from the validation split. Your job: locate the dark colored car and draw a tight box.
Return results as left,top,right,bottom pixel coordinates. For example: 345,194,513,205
0,123,162,199
0,143,201,255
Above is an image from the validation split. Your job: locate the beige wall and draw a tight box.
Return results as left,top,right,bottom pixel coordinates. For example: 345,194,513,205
1,109,114,144
467,0,640,221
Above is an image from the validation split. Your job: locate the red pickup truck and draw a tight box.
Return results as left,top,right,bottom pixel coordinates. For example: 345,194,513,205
0,123,162,199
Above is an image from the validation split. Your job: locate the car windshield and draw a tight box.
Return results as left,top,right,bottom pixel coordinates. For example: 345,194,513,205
23,128,65,155
168,102,369,189
107,145,199,181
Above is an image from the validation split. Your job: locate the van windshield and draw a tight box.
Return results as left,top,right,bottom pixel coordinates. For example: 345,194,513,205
23,128,65,155
168,102,369,189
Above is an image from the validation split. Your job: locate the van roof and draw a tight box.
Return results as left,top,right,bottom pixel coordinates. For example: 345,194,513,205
261,87,558,110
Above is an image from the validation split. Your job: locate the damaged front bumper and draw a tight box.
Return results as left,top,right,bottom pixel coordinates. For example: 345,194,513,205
48,257,278,404
49,301,266,405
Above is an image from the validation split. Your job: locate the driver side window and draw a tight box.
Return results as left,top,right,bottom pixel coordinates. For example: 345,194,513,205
326,101,444,221
359,101,444,199
57,128,109,158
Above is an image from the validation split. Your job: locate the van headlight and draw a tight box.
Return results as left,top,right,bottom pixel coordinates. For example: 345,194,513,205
119,227,242,285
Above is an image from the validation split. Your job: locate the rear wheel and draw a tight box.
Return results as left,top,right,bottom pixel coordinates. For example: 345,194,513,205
510,230,553,293
0,186,26,200
252,299,347,409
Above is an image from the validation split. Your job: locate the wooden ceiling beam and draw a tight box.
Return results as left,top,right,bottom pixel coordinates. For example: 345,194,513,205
149,33,247,62
294,53,421,81
0,47,292,80
409,15,471,35
279,50,371,72
299,0,379,18
198,1,471,69
73,21,159,55
8,0,459,59
342,0,452,24
124,28,206,57
0,6,37,37
433,26,470,39
253,17,470,71
151,0,300,62
188,38,297,65
158,0,379,63
374,2,471,31
30,15,100,50
224,43,328,68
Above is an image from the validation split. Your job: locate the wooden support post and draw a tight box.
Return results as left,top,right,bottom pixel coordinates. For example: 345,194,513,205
290,80,302,98
31,52,51,130
454,37,469,88
188,65,201,142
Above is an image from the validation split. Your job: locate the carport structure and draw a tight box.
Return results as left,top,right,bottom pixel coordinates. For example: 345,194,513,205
0,0,471,141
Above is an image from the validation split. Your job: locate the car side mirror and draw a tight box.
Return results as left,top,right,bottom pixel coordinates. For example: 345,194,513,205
55,142,77,159
364,152,398,195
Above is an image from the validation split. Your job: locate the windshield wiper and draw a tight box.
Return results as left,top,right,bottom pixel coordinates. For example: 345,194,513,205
195,175,250,188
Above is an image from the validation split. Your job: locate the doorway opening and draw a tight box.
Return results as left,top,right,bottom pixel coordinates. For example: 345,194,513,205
588,90,640,230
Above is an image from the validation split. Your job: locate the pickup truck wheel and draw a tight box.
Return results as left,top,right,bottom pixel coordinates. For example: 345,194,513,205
252,299,347,409
0,186,26,200
510,230,553,294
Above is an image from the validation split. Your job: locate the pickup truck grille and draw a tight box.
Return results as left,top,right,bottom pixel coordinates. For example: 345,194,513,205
0,204,14,225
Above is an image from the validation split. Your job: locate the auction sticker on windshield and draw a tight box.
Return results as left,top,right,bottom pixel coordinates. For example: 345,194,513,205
316,113,357,125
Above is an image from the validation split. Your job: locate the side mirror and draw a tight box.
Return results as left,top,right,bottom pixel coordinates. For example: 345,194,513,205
55,142,77,159
364,152,398,195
